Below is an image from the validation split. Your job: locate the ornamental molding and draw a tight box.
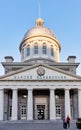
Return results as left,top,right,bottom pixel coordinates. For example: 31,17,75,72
37,67,45,76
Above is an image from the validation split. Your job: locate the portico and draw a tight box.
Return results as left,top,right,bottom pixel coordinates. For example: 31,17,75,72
0,83,80,121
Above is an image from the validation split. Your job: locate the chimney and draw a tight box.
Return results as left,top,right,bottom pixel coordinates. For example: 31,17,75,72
4,56,14,62
67,56,76,63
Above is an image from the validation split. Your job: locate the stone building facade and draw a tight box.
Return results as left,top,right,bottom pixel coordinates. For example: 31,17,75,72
0,18,81,121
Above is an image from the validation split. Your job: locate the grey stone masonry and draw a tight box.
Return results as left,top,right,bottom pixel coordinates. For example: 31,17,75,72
0,120,77,130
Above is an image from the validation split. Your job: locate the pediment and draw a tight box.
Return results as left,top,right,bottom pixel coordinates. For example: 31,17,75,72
0,64,81,81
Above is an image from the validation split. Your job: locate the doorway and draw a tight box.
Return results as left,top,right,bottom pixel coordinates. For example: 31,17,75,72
56,105,61,119
37,105,45,120
20,105,26,120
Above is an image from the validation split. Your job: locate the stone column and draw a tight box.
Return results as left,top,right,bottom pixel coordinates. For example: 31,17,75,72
24,48,27,58
50,89,56,120
48,43,51,58
65,89,71,118
30,43,33,58
78,89,81,117
54,49,60,62
27,89,33,120
12,89,18,120
47,42,50,58
0,89,4,120
39,40,42,57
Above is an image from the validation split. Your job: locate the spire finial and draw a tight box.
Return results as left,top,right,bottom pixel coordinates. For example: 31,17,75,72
36,18,44,27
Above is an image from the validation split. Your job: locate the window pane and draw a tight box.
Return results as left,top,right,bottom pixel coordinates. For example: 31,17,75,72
22,49,24,59
56,105,61,117
42,44,47,54
27,46,30,56
34,45,38,54
9,106,12,117
51,47,54,56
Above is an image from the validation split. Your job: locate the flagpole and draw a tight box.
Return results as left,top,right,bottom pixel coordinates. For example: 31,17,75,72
39,0,41,18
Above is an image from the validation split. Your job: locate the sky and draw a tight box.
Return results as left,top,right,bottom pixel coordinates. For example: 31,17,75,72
0,0,81,76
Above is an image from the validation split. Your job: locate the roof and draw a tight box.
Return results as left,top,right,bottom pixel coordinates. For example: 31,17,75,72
19,18,61,51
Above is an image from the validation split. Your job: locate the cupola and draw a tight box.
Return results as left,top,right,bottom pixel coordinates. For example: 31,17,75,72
19,18,61,62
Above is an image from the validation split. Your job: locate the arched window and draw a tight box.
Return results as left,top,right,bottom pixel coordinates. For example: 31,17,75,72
42,43,47,54
51,45,54,56
34,43,38,54
27,45,30,56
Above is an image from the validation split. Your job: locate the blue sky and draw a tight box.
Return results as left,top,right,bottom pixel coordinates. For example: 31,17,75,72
0,0,81,75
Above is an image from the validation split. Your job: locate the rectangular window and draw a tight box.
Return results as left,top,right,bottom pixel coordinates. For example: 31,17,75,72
43,45,47,54
9,106,12,117
51,48,54,56
34,45,38,54
21,105,27,119
22,49,24,59
27,47,30,56
56,105,61,118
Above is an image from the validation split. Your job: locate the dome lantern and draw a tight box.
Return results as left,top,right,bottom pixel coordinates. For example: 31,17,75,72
36,18,44,27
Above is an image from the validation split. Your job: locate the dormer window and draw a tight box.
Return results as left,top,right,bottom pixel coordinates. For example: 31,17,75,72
34,43,38,54
27,45,30,56
42,43,47,54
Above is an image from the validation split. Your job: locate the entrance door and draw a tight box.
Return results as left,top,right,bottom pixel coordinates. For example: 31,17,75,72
37,105,45,120
21,105,26,120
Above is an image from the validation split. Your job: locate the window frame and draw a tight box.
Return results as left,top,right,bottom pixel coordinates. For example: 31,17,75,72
42,43,47,54
34,43,38,54
51,45,54,56
22,48,24,59
27,45,30,56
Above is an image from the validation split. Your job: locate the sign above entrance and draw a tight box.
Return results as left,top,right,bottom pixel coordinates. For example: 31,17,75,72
3,66,78,80
13,67,67,80
13,75,66,80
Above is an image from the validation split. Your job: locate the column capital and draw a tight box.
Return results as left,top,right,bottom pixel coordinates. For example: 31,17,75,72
50,88,55,91
27,88,33,91
0,89,4,91
11,88,18,91
64,88,70,91
78,88,81,91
